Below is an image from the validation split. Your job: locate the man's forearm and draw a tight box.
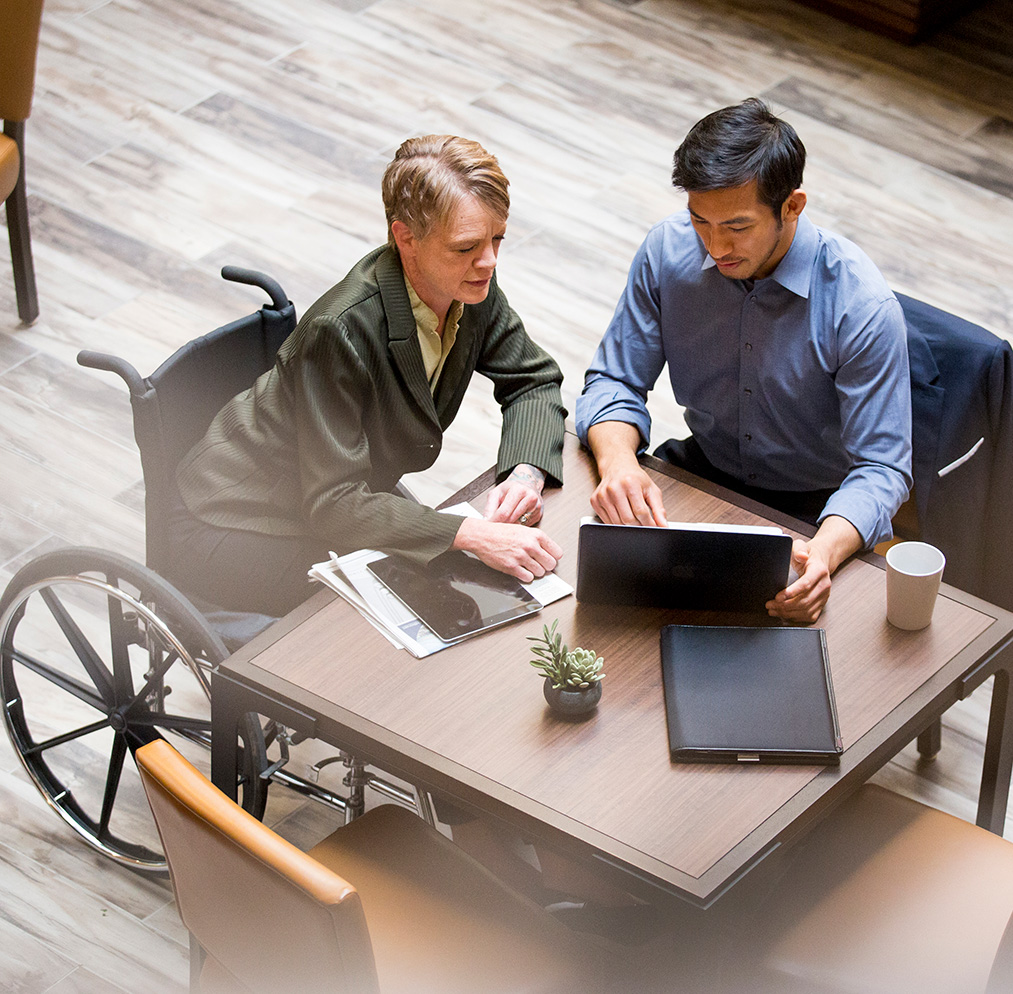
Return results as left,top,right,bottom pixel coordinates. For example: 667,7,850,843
586,421,668,526
809,514,863,575
586,421,643,475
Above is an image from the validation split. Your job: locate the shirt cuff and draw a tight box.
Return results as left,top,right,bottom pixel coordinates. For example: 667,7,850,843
575,400,652,454
818,488,893,550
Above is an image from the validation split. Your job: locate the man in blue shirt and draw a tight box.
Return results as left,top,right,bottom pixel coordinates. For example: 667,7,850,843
576,99,911,623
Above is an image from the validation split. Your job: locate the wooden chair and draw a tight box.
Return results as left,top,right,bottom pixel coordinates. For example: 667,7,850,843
0,0,44,323
735,785,1013,994
134,737,618,994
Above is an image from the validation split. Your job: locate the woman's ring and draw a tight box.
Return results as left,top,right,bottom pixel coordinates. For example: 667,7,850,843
519,512,530,524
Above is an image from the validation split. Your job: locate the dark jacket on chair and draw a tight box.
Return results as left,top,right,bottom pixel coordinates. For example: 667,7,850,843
900,293,1013,611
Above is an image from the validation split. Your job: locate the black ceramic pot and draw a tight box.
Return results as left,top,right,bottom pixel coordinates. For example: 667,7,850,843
542,676,602,718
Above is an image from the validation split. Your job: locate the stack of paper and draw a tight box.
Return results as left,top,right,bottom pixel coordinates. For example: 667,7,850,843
308,503,572,658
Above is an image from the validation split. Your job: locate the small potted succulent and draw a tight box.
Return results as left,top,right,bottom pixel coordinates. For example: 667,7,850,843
528,619,604,718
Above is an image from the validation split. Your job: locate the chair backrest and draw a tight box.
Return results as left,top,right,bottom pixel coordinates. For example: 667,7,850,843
0,0,44,123
135,738,381,994
79,268,297,575
897,292,1013,610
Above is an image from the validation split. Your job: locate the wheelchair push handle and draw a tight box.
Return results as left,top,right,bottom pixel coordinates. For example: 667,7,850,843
220,266,289,312
77,266,292,396
77,350,147,396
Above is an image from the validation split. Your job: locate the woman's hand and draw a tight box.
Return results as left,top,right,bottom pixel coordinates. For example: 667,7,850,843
483,464,546,526
453,516,562,583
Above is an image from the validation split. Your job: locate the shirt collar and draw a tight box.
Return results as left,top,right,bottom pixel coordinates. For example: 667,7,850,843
699,211,817,300
768,212,816,299
404,276,464,335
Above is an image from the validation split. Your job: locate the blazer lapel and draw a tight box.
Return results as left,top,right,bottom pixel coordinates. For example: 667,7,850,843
432,307,480,426
377,250,440,427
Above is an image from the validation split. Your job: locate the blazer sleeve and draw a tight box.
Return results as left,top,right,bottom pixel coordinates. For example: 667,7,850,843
474,283,566,487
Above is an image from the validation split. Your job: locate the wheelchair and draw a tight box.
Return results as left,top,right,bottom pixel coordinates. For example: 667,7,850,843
0,267,420,874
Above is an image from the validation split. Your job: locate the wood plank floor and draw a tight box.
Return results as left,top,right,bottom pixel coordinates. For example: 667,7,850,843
1,0,1011,990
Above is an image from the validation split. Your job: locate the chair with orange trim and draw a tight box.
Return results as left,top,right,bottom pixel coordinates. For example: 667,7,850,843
134,737,621,994
0,0,44,323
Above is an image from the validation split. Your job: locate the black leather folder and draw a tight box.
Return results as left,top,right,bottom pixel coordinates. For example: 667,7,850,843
660,625,843,765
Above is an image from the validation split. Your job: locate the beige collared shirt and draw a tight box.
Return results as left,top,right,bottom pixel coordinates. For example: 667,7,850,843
405,277,463,392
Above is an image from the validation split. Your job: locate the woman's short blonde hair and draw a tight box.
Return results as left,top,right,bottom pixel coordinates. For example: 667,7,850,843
382,135,510,250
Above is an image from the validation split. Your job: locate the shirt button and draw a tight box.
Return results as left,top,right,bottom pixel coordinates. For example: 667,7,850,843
744,433,752,441
743,388,751,396
748,473,757,481
744,342,752,351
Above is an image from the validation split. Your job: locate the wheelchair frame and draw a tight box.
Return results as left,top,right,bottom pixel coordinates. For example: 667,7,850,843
0,268,421,873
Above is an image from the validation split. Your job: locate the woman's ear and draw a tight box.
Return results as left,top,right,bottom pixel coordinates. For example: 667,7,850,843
391,219,415,259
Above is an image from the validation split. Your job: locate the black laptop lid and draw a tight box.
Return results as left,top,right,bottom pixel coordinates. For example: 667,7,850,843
576,520,792,611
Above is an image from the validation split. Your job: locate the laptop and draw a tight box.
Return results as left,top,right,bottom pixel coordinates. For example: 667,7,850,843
576,518,793,611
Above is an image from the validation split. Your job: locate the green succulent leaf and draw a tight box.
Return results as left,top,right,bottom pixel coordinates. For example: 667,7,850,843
527,619,604,687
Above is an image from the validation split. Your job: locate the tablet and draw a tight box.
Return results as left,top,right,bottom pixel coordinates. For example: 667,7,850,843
367,550,541,642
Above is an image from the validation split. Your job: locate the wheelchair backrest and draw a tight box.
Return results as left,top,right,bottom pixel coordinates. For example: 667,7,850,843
80,269,297,575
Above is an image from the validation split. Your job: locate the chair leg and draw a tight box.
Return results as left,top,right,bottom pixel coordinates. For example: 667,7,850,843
188,932,206,993
4,120,39,325
917,716,942,759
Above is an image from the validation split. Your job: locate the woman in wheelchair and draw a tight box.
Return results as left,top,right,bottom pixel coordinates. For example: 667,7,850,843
167,135,566,619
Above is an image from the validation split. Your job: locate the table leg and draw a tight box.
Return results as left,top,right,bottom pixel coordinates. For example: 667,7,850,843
211,670,243,801
977,659,1013,834
916,717,942,759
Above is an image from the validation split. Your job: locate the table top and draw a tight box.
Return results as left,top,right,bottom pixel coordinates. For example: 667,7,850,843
219,432,1012,905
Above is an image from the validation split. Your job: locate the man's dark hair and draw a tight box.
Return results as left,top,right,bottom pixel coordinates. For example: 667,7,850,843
672,98,805,215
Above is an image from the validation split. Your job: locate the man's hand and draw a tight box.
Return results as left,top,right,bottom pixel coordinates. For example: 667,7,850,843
766,539,832,623
453,516,562,583
587,421,667,526
766,515,862,623
484,464,546,525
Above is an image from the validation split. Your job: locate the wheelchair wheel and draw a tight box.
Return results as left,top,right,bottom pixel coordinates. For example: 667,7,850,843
0,548,269,872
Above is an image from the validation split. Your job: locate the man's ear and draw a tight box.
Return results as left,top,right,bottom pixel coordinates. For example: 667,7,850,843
782,189,807,224
391,219,415,258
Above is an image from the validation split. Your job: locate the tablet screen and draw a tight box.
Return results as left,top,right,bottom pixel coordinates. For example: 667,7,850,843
367,550,541,642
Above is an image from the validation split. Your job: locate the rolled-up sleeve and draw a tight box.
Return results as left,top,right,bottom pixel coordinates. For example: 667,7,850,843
576,232,667,453
819,295,912,548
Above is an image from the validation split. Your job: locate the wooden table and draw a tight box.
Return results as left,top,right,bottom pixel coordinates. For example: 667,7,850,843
212,432,1013,907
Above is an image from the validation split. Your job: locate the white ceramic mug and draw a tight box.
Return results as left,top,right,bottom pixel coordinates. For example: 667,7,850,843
885,541,946,630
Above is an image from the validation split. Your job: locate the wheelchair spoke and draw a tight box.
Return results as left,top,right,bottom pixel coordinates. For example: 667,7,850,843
0,547,248,871
98,735,128,839
40,587,115,705
126,645,182,712
6,646,107,712
125,709,212,736
106,594,137,705
21,716,111,758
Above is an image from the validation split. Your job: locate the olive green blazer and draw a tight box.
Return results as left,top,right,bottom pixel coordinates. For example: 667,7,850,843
176,246,565,563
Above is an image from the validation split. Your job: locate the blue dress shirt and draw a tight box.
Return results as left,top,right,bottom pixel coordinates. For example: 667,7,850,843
576,211,912,548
